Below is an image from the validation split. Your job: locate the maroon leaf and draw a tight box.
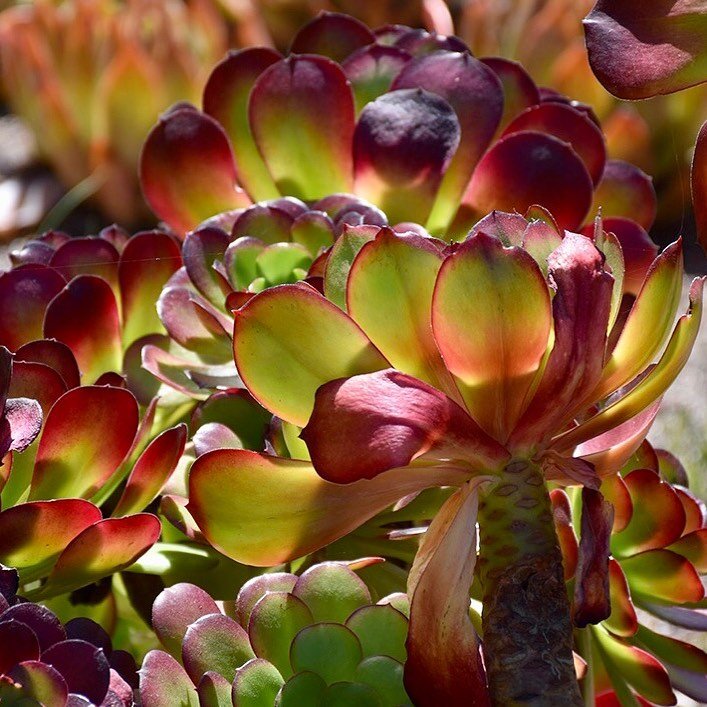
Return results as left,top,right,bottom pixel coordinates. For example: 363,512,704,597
49,238,120,293
693,120,707,255
15,339,81,389
41,639,110,705
573,488,614,627
290,12,374,63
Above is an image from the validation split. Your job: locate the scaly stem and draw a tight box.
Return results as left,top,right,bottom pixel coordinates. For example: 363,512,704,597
478,458,582,706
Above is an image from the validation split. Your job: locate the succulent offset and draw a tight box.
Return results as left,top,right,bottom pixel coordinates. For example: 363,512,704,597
140,561,411,706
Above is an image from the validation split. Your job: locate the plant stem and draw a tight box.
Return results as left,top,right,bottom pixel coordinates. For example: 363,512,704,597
478,458,582,706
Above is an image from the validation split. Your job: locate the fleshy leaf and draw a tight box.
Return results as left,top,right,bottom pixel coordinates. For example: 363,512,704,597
346,605,408,662
233,284,387,426
49,239,120,293
203,48,281,201
405,483,489,707
465,131,594,231
392,51,503,233
432,232,552,441
622,549,704,604
14,339,80,389
182,614,255,683
151,582,220,658
112,424,187,517
289,623,362,684
604,559,638,637
353,88,460,225
0,267,65,351
0,499,101,570
236,573,298,628
41,640,110,705
249,56,355,199
693,120,707,254
301,369,508,482
140,106,249,234
8,661,68,706
480,57,540,131
289,12,374,62
139,650,199,707
583,1,707,98
30,386,138,500
232,658,284,707
40,514,161,597
43,275,122,384
188,450,469,566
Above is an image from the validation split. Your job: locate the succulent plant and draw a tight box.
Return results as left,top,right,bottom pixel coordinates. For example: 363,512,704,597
582,0,707,254
140,561,411,706
0,0,230,226
0,564,138,705
140,12,657,242
183,213,703,703
550,441,707,705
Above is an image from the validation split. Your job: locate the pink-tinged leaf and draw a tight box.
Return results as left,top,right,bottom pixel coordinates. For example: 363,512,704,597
182,613,254,683
119,231,182,347
43,275,122,384
233,283,388,426
480,57,540,131
192,423,241,457
640,600,707,632
392,51,503,233
301,370,509,482
0,267,65,350
593,626,675,706
668,529,707,572
182,228,231,306
139,650,199,707
8,361,67,416
353,88,460,225
466,132,594,231
604,559,638,637
600,474,633,533
14,340,80,389
197,671,232,705
573,488,613,627
0,499,101,569
621,549,704,604
30,386,138,500
342,44,411,113
557,278,705,451
693,120,707,254
112,424,187,517
151,583,219,658
657,449,690,487
636,625,707,703
550,489,578,580
345,228,453,393
290,12,374,62
236,572,297,628
8,661,68,705
140,106,249,235
188,449,470,566
513,233,613,445
49,238,120,293
3,397,43,453
42,514,161,597
590,160,657,230
583,1,707,99
572,400,661,478
203,47,281,201
405,484,489,707
612,469,685,557
675,487,706,535
41,639,110,705
595,240,682,399
503,103,606,184
140,344,210,400
249,56,355,199
591,218,659,297
433,232,552,441
466,210,528,247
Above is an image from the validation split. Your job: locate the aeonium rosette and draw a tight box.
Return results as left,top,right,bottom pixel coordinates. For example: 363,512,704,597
185,215,704,705
140,12,657,242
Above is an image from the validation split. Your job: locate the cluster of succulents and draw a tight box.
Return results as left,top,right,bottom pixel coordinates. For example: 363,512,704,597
0,564,138,704
0,5,704,707
141,562,411,706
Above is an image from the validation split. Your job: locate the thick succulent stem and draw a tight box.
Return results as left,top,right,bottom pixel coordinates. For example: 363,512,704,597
478,458,582,706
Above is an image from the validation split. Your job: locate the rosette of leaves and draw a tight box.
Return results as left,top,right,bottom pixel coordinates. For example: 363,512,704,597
0,0,231,227
145,194,392,397
0,564,138,705
140,12,657,241
552,442,707,706
185,211,704,703
140,561,411,706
